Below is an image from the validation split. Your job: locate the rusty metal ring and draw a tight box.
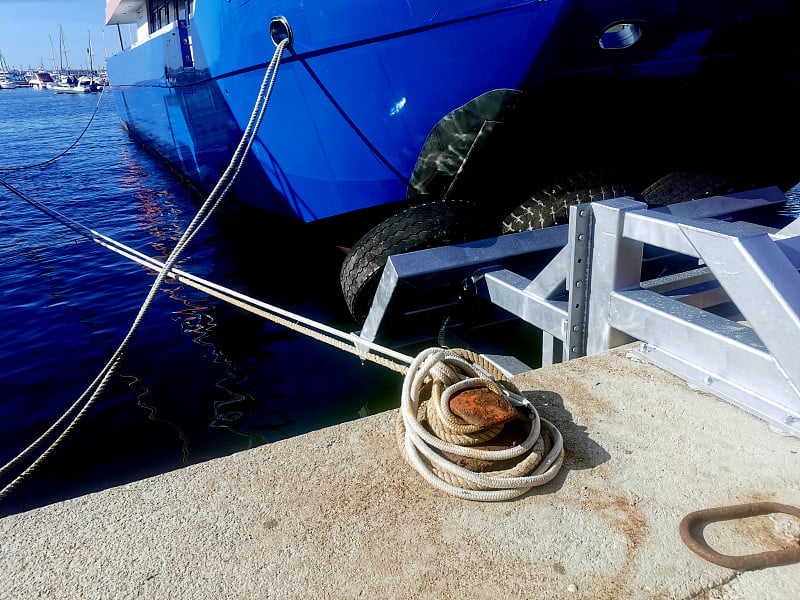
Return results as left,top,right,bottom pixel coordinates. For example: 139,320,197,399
679,502,800,570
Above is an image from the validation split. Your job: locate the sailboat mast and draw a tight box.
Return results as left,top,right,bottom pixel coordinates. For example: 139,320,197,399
87,31,95,74
49,35,57,73
59,25,69,73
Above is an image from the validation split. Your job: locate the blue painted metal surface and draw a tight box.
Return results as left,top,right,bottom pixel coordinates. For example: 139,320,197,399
105,0,800,225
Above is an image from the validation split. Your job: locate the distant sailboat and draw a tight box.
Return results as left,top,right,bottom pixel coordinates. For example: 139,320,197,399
77,31,100,92
51,25,91,94
0,51,19,89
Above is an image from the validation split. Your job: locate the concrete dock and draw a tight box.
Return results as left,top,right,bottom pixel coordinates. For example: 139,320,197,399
2,345,799,599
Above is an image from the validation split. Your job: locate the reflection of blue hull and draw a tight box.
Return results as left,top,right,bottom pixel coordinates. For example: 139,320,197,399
106,1,800,225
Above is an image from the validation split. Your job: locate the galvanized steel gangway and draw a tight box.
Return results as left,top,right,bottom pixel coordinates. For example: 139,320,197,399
356,186,800,438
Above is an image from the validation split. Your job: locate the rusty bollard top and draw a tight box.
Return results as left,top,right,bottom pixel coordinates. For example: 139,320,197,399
449,386,519,429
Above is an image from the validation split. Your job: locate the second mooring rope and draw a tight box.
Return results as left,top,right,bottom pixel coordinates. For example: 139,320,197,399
397,347,564,501
0,42,568,506
0,38,290,502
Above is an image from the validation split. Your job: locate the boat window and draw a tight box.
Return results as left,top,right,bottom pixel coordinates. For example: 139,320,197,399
148,0,184,34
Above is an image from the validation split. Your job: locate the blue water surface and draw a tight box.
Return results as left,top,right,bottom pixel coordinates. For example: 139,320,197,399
0,87,402,517
2,87,799,519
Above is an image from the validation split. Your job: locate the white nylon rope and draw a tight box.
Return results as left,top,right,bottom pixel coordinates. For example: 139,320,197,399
89,228,414,372
2,179,415,372
397,347,565,501
0,43,568,505
0,39,291,501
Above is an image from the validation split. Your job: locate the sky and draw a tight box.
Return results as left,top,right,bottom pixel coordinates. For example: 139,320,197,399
0,0,135,71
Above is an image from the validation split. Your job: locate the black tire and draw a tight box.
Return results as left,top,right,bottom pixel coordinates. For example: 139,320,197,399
340,199,487,322
641,172,737,206
502,171,740,233
501,178,635,233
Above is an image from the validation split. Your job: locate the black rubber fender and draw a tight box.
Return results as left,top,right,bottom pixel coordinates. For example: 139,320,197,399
501,171,635,233
641,171,738,206
339,198,488,322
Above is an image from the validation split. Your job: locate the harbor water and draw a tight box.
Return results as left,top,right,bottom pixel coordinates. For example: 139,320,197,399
2,87,799,519
0,87,402,517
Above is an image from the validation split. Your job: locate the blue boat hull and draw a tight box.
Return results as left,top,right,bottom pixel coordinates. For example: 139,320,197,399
106,0,800,226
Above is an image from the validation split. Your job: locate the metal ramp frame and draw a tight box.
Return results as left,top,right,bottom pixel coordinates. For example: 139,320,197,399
356,186,800,437
586,189,800,438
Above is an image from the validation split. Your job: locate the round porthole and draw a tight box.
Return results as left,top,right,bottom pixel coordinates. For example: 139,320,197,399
598,22,643,50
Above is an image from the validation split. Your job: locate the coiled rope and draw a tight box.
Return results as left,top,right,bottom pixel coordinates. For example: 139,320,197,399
397,347,564,501
0,38,290,501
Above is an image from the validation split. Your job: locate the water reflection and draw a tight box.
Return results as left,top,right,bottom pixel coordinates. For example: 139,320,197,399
783,182,800,215
118,152,294,453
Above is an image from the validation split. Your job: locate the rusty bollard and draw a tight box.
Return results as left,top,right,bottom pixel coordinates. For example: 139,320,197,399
448,386,519,428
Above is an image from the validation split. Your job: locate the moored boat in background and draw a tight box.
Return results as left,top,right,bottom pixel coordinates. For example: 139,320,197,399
0,52,23,89
28,71,55,91
104,0,800,320
77,75,101,92
51,74,92,94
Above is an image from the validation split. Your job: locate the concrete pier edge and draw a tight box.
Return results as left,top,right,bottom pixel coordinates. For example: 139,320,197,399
2,345,799,599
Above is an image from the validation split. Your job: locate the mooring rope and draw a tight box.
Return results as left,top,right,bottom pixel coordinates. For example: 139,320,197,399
0,38,291,501
0,176,414,373
0,86,107,171
0,41,567,505
397,347,564,501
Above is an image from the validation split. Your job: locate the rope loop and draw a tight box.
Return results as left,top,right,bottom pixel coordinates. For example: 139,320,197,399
397,347,565,501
